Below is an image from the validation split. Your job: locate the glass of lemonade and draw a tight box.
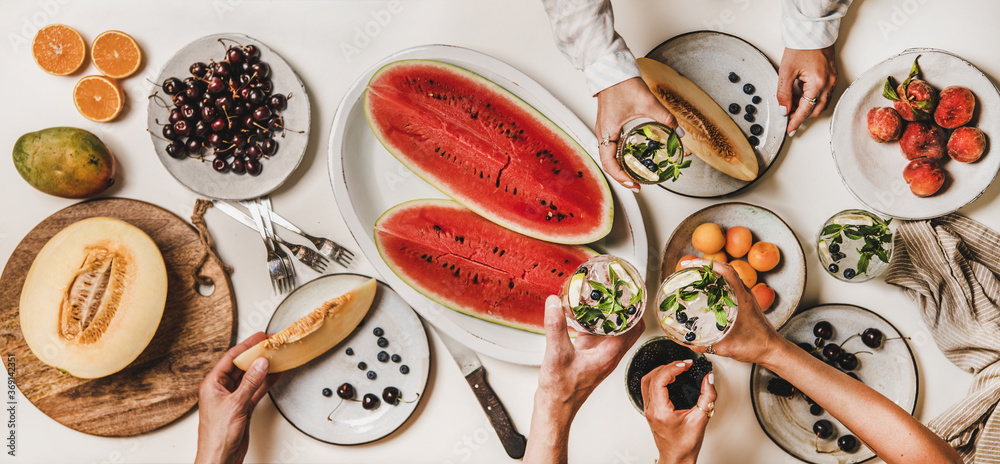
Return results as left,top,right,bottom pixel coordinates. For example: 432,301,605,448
561,255,645,336
655,265,738,348
616,118,688,185
817,209,894,283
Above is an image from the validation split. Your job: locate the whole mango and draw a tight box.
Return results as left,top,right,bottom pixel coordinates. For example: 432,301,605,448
13,127,116,198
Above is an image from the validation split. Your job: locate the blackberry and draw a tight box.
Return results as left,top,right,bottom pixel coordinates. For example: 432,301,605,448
728,103,740,114
626,339,709,410
765,377,796,397
728,72,740,83
750,124,763,136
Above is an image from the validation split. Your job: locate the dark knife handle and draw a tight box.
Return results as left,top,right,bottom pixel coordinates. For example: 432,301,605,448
465,366,527,459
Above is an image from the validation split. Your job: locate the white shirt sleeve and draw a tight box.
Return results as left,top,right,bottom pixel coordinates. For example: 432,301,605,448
540,0,640,95
780,0,854,49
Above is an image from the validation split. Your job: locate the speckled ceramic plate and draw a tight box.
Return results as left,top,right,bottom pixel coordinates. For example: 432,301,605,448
267,274,430,445
831,48,1000,220
147,33,311,200
328,44,648,366
645,31,787,198
660,202,805,329
750,304,917,464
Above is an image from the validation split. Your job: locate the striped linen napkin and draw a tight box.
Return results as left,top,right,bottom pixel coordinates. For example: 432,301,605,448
884,213,1000,463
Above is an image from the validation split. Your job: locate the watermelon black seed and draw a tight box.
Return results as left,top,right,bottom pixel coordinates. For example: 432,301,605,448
499,250,505,257
377,337,388,348
400,365,410,374
743,83,755,94
508,281,515,289
728,103,740,114
577,171,583,178
493,247,498,253
558,272,564,277
373,328,384,337
433,225,441,231
750,124,763,136
391,354,401,363
728,72,739,83
540,200,546,206
752,96,762,104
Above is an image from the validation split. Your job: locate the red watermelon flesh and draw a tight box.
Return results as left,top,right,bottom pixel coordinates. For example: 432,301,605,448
365,59,613,245
374,199,595,333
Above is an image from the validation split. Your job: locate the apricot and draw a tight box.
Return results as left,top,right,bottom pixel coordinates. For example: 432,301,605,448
899,122,946,161
730,260,758,288
675,254,699,272
747,242,780,272
867,107,904,143
725,226,753,258
702,251,728,264
751,283,775,311
691,223,725,254
903,158,945,197
934,86,976,129
947,126,987,163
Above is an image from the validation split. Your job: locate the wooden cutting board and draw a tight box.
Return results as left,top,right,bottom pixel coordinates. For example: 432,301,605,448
0,198,235,437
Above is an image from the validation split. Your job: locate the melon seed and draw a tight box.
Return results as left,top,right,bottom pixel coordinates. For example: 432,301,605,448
60,247,129,344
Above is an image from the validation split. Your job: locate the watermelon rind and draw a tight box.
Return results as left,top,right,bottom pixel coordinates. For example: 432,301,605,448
364,59,613,245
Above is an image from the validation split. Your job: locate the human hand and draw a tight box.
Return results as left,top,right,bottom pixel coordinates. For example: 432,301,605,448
641,360,717,464
536,294,645,412
777,46,838,136
595,77,682,192
676,259,781,365
195,332,283,464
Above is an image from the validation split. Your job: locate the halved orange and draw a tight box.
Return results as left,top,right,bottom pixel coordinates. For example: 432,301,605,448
32,24,87,76
73,75,124,122
91,30,141,79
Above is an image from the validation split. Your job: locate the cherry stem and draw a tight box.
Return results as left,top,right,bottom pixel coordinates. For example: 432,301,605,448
838,334,859,349
148,93,171,109
146,129,171,143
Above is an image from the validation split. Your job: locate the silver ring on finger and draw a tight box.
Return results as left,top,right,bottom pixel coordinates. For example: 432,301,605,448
801,94,818,106
705,345,716,355
600,132,617,146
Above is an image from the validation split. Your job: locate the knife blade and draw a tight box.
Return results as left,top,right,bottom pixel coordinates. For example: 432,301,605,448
435,328,527,459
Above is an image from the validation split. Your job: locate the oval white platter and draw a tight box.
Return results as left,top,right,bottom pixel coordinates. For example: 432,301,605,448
328,44,648,366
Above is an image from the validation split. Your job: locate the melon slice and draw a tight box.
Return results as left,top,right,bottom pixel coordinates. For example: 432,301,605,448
233,278,377,373
19,217,167,379
374,199,596,333
364,59,613,245
637,57,758,181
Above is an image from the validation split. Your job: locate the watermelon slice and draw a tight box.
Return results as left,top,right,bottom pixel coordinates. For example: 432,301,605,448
374,199,596,333
365,59,613,245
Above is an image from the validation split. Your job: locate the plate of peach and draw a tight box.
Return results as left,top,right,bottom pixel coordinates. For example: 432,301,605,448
660,202,806,330
831,48,1000,220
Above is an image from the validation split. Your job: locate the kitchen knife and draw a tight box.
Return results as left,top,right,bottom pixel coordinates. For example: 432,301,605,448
435,328,527,459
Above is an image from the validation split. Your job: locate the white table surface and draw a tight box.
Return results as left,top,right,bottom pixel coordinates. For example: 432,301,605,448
2,1,996,463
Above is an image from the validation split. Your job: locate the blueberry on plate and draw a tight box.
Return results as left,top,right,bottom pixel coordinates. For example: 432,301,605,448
391,354,402,363
745,104,757,115
400,365,410,374
750,124,763,136
743,83,755,95
729,103,740,114
373,327,384,337
345,347,354,356
743,113,755,123
357,361,367,370
752,95,762,104
377,351,389,362
748,135,759,146
367,370,377,380
728,72,740,83
322,387,333,397
810,404,824,416
377,337,389,348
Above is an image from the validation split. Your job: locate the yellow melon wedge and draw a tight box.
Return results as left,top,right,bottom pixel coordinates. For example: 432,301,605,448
234,278,378,373
637,57,758,181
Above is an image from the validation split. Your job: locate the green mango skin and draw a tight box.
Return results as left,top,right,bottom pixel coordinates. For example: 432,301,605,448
13,127,116,198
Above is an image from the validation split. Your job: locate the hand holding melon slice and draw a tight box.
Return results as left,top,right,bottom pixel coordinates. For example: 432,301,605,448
234,278,377,373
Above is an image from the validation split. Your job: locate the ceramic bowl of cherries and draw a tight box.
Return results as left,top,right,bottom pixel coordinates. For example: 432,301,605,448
156,40,295,176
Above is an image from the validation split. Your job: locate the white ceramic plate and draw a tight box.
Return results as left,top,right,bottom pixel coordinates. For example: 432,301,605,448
660,202,805,330
645,31,787,198
831,48,1000,219
268,274,430,445
146,33,311,200
329,45,648,366
750,304,917,464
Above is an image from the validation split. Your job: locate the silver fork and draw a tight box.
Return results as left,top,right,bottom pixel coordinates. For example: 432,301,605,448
264,209,355,268
260,196,298,282
245,199,291,294
211,200,328,273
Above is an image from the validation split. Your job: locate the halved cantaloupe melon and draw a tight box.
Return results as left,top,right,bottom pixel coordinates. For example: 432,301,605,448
19,217,167,379
637,57,758,181
234,278,377,373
